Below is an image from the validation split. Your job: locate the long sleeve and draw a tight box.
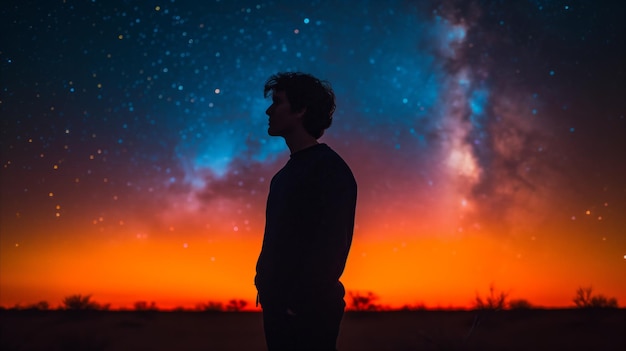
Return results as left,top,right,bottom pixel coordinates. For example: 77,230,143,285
287,163,357,310
255,144,357,311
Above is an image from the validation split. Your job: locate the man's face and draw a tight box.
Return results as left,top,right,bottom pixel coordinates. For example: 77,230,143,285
265,90,303,137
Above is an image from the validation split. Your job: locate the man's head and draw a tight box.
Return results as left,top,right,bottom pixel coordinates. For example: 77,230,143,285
264,72,335,139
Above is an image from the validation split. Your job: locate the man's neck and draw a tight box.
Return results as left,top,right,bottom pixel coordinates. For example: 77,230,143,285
285,135,319,155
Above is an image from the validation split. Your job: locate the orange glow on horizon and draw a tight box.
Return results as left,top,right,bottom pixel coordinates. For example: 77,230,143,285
1,221,624,310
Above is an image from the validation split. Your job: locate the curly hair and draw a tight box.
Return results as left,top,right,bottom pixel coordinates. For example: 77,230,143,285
264,72,336,139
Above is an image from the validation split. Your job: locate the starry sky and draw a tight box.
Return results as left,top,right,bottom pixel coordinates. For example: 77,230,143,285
1,0,624,309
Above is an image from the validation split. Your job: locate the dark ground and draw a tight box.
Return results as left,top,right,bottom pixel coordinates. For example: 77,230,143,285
0,309,624,350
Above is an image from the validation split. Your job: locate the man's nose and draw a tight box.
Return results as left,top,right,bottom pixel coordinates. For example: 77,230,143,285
265,106,271,115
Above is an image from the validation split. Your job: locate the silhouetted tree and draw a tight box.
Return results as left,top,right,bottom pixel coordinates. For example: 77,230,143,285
573,286,593,307
133,301,158,311
226,299,247,311
474,284,508,311
62,294,101,310
348,291,381,311
574,286,618,308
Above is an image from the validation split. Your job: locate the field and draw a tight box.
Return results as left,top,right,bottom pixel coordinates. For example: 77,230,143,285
1,309,624,350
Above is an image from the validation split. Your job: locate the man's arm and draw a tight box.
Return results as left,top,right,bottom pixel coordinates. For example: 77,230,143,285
288,166,357,310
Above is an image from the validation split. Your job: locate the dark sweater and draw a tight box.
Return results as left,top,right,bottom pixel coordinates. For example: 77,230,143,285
255,143,357,312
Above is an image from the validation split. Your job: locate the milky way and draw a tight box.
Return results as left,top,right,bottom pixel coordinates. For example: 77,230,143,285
1,1,624,308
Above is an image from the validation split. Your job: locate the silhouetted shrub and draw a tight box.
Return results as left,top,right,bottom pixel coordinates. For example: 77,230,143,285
474,284,508,311
62,294,101,310
590,295,618,308
226,299,247,311
399,303,427,311
196,301,224,312
348,291,381,311
508,299,532,310
133,301,158,311
25,301,50,311
574,286,618,308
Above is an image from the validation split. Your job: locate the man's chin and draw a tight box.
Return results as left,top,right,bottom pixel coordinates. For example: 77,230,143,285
267,128,280,136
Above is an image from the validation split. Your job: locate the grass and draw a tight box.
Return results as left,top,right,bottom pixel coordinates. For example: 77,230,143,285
1,309,624,350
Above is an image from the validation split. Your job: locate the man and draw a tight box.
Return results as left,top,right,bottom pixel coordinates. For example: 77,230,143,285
255,72,357,350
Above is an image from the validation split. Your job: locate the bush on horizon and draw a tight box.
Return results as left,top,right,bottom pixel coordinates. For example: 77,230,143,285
347,291,382,311
62,294,109,311
574,286,618,308
134,301,158,311
474,284,508,311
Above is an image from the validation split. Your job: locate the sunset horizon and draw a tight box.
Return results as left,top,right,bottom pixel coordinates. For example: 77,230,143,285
2,211,623,311
1,1,624,315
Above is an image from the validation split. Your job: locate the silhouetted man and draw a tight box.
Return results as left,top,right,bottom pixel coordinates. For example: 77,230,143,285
255,72,357,351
